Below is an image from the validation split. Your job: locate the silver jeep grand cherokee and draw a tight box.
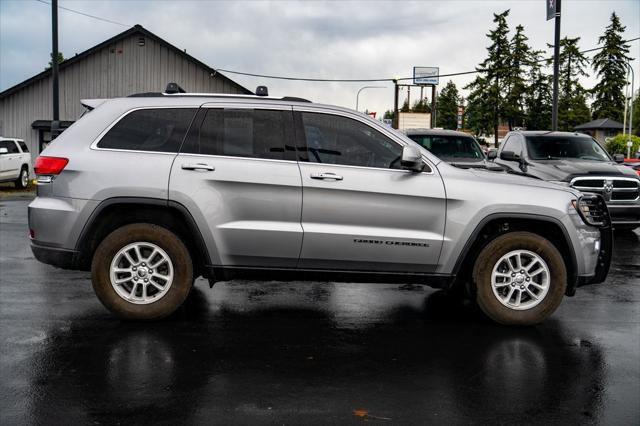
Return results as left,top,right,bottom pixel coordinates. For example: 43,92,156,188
29,84,612,325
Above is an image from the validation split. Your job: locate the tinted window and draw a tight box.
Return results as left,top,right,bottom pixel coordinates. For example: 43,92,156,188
98,108,196,152
408,134,484,160
502,136,523,155
301,113,402,169
0,140,20,153
182,109,290,160
526,136,610,161
17,141,29,153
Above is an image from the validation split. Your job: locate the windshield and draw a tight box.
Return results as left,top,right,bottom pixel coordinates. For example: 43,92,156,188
407,134,485,160
525,136,611,161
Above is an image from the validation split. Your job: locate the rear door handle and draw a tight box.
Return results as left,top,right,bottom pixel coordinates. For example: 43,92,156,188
181,163,215,171
310,172,343,181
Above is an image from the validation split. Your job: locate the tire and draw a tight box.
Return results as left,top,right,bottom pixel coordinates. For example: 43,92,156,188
14,167,29,189
91,223,194,320
472,231,567,326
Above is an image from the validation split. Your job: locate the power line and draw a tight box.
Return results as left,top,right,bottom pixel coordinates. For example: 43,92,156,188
215,36,640,83
34,0,130,27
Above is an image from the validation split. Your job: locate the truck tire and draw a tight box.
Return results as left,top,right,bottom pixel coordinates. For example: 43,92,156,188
91,223,194,320
15,166,29,189
473,231,566,325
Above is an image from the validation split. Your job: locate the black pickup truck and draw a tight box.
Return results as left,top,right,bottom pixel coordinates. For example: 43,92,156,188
491,130,640,229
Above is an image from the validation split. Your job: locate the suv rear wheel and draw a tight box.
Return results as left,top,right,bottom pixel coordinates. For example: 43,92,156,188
473,231,567,325
15,166,28,189
91,223,194,320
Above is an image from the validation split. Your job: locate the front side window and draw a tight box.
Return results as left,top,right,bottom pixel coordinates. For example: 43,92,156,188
181,108,291,160
97,108,196,152
300,112,402,169
526,136,610,161
408,134,484,160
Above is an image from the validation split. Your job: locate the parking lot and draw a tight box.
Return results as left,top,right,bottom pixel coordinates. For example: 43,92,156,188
1,193,638,424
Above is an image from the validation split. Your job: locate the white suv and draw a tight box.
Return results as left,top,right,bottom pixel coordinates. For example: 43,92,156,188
0,137,31,188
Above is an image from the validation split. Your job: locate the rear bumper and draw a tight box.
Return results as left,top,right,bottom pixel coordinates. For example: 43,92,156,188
31,242,81,270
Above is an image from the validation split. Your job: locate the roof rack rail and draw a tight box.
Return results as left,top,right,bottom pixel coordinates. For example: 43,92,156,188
127,83,311,103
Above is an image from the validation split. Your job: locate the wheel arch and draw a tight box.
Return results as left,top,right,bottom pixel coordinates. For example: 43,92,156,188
451,213,578,296
75,197,212,278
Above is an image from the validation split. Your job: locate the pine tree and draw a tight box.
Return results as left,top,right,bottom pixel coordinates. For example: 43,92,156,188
504,25,531,129
525,50,552,130
632,92,639,136
551,37,591,130
591,12,632,122
464,10,511,143
465,76,494,136
436,81,460,130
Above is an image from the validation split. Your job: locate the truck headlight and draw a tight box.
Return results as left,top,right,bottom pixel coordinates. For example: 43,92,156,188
571,195,609,227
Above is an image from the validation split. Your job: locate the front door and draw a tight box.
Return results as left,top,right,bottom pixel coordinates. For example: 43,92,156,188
169,104,303,268
294,109,446,273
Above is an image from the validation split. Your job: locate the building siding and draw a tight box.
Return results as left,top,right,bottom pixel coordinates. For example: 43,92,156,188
0,31,246,162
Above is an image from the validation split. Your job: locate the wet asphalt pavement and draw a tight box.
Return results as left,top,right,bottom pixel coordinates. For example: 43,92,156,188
1,195,639,425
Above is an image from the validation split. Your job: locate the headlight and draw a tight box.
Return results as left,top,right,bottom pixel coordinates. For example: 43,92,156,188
571,195,609,227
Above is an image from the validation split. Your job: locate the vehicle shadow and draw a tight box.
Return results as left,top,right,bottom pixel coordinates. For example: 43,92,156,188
20,287,606,425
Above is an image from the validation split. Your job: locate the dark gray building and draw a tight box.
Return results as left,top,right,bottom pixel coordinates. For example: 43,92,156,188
0,25,250,162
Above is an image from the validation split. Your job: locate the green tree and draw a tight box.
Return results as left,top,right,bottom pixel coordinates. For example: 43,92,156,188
525,50,552,130
400,99,411,112
605,133,640,156
504,24,531,129
591,12,632,122
551,37,591,130
633,92,640,136
383,110,395,120
464,10,511,143
436,80,460,130
465,76,494,136
411,99,431,113
46,52,64,69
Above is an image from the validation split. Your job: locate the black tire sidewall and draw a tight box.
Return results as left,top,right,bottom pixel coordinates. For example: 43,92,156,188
91,223,193,320
473,231,567,325
15,168,28,189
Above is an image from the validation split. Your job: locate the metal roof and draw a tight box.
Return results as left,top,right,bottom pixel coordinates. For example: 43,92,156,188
0,25,251,99
574,118,624,130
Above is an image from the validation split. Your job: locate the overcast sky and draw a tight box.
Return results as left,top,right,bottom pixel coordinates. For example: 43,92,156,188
1,0,639,116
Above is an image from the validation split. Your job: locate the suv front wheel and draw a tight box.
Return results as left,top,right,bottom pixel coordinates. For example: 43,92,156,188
473,231,567,325
91,223,194,320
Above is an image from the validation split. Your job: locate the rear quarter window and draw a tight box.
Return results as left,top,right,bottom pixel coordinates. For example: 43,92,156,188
97,108,196,152
17,141,29,153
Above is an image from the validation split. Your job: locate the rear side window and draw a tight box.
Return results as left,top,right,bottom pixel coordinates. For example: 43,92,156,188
17,141,29,153
0,140,20,153
181,108,292,160
97,108,196,152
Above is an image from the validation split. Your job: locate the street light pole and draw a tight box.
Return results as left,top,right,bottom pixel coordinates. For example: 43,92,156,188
355,85,386,112
625,63,635,158
551,0,562,131
51,0,60,140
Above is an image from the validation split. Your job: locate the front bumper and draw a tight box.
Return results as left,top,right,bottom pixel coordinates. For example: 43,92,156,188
607,204,640,227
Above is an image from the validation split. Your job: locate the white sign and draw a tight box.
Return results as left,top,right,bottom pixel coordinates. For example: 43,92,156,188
413,67,439,85
627,141,633,147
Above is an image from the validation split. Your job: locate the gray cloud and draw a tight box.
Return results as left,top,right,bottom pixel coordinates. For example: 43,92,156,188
1,0,638,116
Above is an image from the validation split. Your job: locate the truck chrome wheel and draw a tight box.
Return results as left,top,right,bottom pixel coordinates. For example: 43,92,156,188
490,250,550,311
109,242,174,305
20,170,28,187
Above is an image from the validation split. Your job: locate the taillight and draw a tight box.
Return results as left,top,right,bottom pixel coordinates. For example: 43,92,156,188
34,156,68,175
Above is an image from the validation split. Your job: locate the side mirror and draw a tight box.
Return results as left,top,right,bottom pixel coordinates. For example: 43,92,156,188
613,153,625,163
487,149,497,160
401,146,425,172
500,150,519,162
0,147,8,155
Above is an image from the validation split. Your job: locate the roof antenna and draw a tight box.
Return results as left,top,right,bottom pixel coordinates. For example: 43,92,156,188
255,86,268,96
165,82,186,94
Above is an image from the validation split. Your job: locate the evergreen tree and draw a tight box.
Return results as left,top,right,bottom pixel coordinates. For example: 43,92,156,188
591,12,632,122
436,81,460,130
525,50,552,130
45,52,64,70
411,99,431,113
464,10,511,142
551,37,591,130
400,99,411,112
504,25,531,129
633,92,640,136
465,76,494,136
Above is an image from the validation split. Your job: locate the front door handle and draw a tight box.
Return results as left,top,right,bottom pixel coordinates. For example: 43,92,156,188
181,163,215,172
310,172,343,181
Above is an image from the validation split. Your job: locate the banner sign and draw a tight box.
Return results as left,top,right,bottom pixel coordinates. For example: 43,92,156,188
546,0,556,20
413,67,439,86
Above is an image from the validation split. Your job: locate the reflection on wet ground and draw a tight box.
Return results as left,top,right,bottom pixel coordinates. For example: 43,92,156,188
1,199,639,424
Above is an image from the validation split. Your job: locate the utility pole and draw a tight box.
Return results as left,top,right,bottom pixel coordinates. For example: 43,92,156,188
51,0,60,140
431,85,436,128
550,0,562,131
393,79,399,129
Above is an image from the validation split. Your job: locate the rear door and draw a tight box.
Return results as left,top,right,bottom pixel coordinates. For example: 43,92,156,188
169,103,303,269
0,140,21,179
294,108,446,273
